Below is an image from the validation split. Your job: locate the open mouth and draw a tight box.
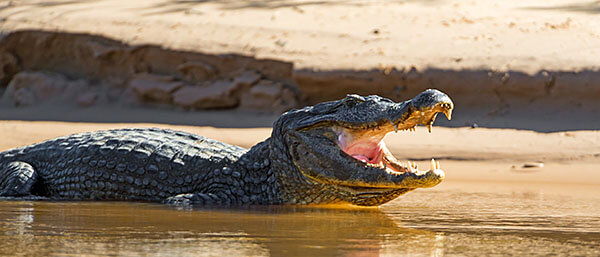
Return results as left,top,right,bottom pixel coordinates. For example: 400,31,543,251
335,109,451,175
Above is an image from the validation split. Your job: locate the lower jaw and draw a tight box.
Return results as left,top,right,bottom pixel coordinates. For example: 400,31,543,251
341,184,406,194
350,188,416,206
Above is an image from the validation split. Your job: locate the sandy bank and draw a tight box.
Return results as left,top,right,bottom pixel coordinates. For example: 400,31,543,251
1,1,599,132
1,0,599,72
0,30,598,132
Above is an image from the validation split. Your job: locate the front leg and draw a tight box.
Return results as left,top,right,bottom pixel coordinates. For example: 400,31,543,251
0,161,38,196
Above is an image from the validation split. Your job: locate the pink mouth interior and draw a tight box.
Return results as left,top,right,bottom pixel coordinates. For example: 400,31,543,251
335,126,430,174
337,133,385,164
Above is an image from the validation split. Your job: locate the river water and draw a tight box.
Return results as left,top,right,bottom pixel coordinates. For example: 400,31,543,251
1,181,599,257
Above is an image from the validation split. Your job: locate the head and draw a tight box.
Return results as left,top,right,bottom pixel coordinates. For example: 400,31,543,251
270,89,454,206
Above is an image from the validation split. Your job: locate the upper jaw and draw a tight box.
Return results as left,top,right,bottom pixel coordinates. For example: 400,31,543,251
332,99,454,135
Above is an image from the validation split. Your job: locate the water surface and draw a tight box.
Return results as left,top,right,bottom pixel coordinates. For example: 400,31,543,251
1,182,599,256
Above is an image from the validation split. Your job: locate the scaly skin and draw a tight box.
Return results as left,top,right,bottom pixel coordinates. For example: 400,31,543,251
0,89,454,206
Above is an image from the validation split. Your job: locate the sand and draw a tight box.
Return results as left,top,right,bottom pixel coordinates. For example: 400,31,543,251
1,0,599,73
1,0,599,132
2,120,599,188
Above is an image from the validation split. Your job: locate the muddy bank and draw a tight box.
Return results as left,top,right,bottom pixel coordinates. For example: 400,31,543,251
1,30,599,131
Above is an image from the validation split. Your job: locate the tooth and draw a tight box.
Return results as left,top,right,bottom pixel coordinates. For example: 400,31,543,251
444,109,453,120
431,159,435,170
436,161,440,169
394,124,398,133
427,123,432,133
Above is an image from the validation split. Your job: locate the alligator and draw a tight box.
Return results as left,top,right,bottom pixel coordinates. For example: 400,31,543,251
0,89,453,206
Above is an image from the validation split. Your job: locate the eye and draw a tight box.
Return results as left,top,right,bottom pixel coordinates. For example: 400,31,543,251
344,94,365,107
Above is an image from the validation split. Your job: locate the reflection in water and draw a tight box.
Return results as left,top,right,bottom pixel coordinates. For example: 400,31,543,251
0,201,437,256
1,185,599,256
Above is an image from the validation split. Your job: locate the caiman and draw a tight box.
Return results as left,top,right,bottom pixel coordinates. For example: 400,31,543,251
0,89,453,206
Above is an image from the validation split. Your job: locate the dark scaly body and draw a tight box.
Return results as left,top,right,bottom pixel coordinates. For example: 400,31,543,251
0,128,280,204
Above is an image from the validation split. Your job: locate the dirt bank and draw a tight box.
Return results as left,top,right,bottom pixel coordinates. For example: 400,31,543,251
0,30,598,131
0,30,300,113
1,1,599,131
